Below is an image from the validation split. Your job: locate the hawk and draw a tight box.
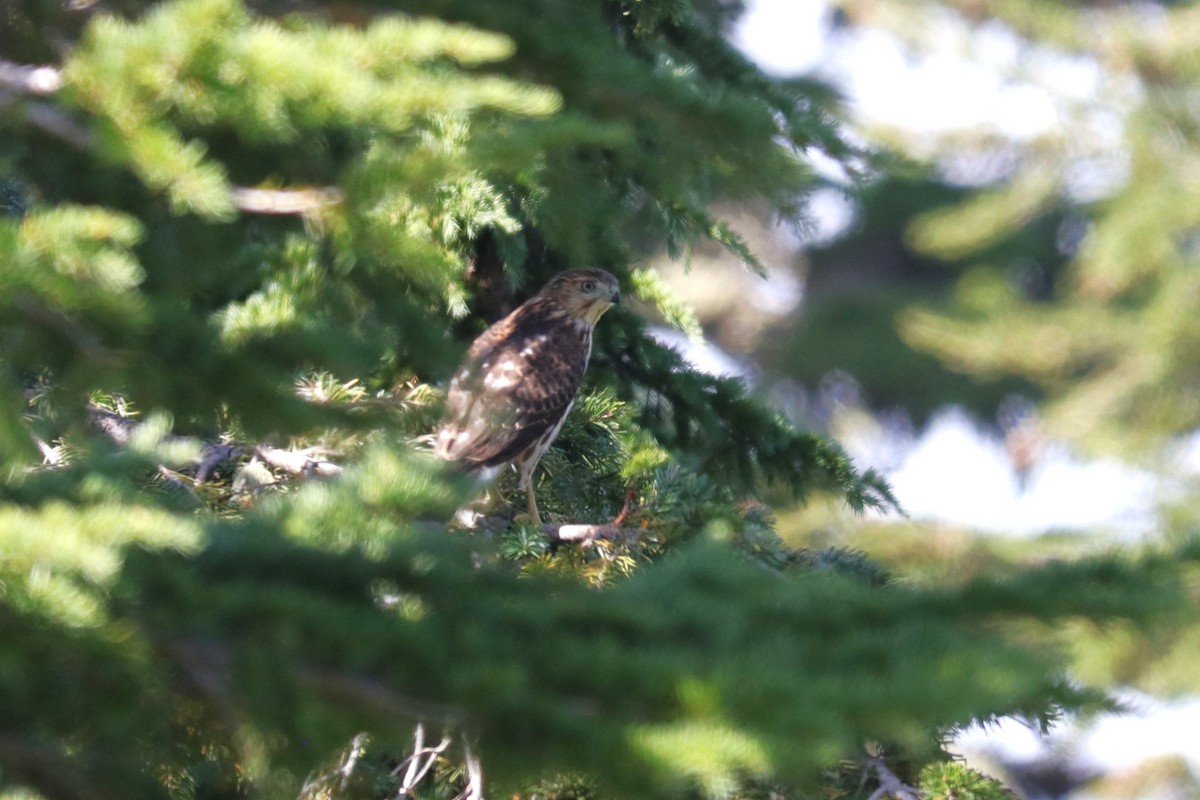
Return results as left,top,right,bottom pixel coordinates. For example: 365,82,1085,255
435,268,621,524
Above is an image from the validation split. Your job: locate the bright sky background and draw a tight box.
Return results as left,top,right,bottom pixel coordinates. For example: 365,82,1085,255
727,0,1155,540
732,0,1104,139
731,2,1195,779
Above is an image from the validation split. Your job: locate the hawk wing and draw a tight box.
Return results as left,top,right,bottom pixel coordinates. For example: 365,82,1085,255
436,305,589,469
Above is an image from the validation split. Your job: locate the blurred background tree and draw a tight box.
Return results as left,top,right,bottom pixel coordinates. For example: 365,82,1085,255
644,1,1200,796
2,1,1199,799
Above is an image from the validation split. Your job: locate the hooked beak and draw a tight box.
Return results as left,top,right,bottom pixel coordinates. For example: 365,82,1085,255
610,287,621,305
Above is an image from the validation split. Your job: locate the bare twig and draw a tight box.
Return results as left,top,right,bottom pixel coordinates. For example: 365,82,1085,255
393,723,452,798
0,59,63,94
254,445,343,477
17,98,94,149
454,743,485,800
612,486,638,526
550,523,629,546
296,667,463,726
452,511,637,547
32,435,63,465
231,186,345,215
0,60,92,149
865,756,921,800
87,405,342,484
338,733,369,793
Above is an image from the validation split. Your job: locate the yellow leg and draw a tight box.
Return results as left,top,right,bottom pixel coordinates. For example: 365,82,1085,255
526,486,542,526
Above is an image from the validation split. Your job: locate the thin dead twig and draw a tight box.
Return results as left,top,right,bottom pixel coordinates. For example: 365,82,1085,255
0,60,63,94
453,743,484,800
865,756,921,800
452,511,637,547
88,405,342,488
231,186,345,215
393,723,452,798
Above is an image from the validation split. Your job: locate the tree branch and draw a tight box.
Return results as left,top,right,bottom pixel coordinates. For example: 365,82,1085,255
231,186,345,215
87,405,343,484
0,60,343,216
451,510,638,547
865,756,921,800
393,723,452,798
0,59,63,94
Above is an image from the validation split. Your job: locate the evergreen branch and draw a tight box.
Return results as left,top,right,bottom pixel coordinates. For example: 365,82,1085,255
0,59,340,217
600,320,901,512
0,737,102,800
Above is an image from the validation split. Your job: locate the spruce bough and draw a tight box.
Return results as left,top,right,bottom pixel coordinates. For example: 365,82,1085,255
1,1,1196,798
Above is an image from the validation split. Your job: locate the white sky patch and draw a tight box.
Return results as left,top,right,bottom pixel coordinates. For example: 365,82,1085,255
800,187,857,245
735,0,1113,148
747,264,805,316
883,408,1157,537
955,691,1200,775
732,0,1187,774
731,0,829,75
821,27,1069,142
650,326,756,383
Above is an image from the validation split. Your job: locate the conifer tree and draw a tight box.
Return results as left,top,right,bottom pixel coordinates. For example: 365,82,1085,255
1,2,1198,800
833,1,1200,456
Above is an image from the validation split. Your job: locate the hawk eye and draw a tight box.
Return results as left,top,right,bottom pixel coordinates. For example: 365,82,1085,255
582,280,596,292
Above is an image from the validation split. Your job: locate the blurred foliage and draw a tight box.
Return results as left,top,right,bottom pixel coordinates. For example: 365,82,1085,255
3,0,1200,799
804,0,1200,717
833,0,1200,457
773,169,1062,425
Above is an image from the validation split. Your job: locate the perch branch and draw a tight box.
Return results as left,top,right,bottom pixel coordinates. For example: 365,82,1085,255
454,743,485,800
865,756,921,800
452,510,637,547
393,723,452,798
231,186,345,215
0,60,63,94
87,405,342,484
337,733,369,793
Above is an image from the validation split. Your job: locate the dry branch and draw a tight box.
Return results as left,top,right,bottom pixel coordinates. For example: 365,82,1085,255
865,756,921,800
0,60,63,94
452,510,637,547
87,405,343,484
231,186,345,215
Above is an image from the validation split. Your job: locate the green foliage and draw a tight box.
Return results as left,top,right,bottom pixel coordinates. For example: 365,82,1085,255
4,1,1199,799
860,1,1200,456
919,761,1014,800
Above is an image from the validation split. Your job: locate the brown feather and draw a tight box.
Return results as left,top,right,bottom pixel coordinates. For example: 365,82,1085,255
436,269,619,472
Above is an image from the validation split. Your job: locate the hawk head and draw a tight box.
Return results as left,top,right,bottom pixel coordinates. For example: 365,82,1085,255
539,268,621,325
